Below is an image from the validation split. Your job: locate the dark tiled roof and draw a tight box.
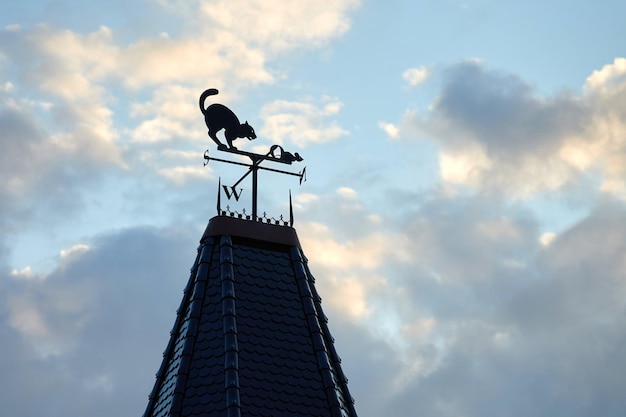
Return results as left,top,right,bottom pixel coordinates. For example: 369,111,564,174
143,216,358,417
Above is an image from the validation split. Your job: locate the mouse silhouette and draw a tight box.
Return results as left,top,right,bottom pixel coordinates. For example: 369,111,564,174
199,88,256,150
269,145,303,163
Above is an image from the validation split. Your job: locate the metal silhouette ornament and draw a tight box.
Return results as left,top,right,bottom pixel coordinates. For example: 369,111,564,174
201,88,306,224
199,88,257,150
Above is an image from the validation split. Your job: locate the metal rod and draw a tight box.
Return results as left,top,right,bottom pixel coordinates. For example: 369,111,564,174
217,177,222,215
207,156,304,179
253,165,304,177
252,165,258,220
205,156,252,168
219,147,295,165
231,165,253,188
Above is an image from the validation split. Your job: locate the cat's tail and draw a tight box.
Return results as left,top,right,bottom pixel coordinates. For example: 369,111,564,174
199,88,219,114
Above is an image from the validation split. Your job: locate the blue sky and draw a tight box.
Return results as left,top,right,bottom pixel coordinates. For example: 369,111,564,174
2,1,626,416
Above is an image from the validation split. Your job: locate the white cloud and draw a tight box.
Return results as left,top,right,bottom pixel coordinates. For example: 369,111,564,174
336,186,358,199
299,221,403,320
437,143,491,186
160,149,201,160
300,222,410,271
403,66,429,87
2,26,124,172
539,232,556,247
129,85,213,144
130,85,199,121
295,193,320,204
118,34,274,90
10,266,39,280
294,189,413,322
158,165,211,184
25,23,274,93
367,214,382,224
32,26,118,96
131,118,189,143
584,57,626,94
260,97,348,147
379,121,400,139
60,244,91,262
199,0,361,51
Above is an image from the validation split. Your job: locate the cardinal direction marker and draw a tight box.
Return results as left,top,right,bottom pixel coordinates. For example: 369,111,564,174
299,167,307,185
203,145,306,221
222,185,243,201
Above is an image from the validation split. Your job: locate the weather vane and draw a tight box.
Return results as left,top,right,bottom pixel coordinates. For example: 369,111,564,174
200,88,306,225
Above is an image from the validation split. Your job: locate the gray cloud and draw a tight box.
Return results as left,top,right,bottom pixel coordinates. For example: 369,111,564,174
371,197,626,417
0,226,197,417
1,188,625,417
0,90,122,238
0,99,77,232
430,61,588,156
402,60,626,197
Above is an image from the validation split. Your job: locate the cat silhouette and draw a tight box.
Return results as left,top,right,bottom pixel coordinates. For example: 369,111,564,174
199,88,256,150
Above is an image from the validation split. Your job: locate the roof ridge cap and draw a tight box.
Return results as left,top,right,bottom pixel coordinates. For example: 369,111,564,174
220,235,241,417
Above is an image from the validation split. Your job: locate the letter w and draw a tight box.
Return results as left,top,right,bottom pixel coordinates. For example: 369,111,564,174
222,185,243,201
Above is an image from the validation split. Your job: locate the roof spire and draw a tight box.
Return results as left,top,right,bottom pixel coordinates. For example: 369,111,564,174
142,216,359,417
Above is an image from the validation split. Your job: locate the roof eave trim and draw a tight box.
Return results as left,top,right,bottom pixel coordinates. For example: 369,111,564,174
202,216,300,247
